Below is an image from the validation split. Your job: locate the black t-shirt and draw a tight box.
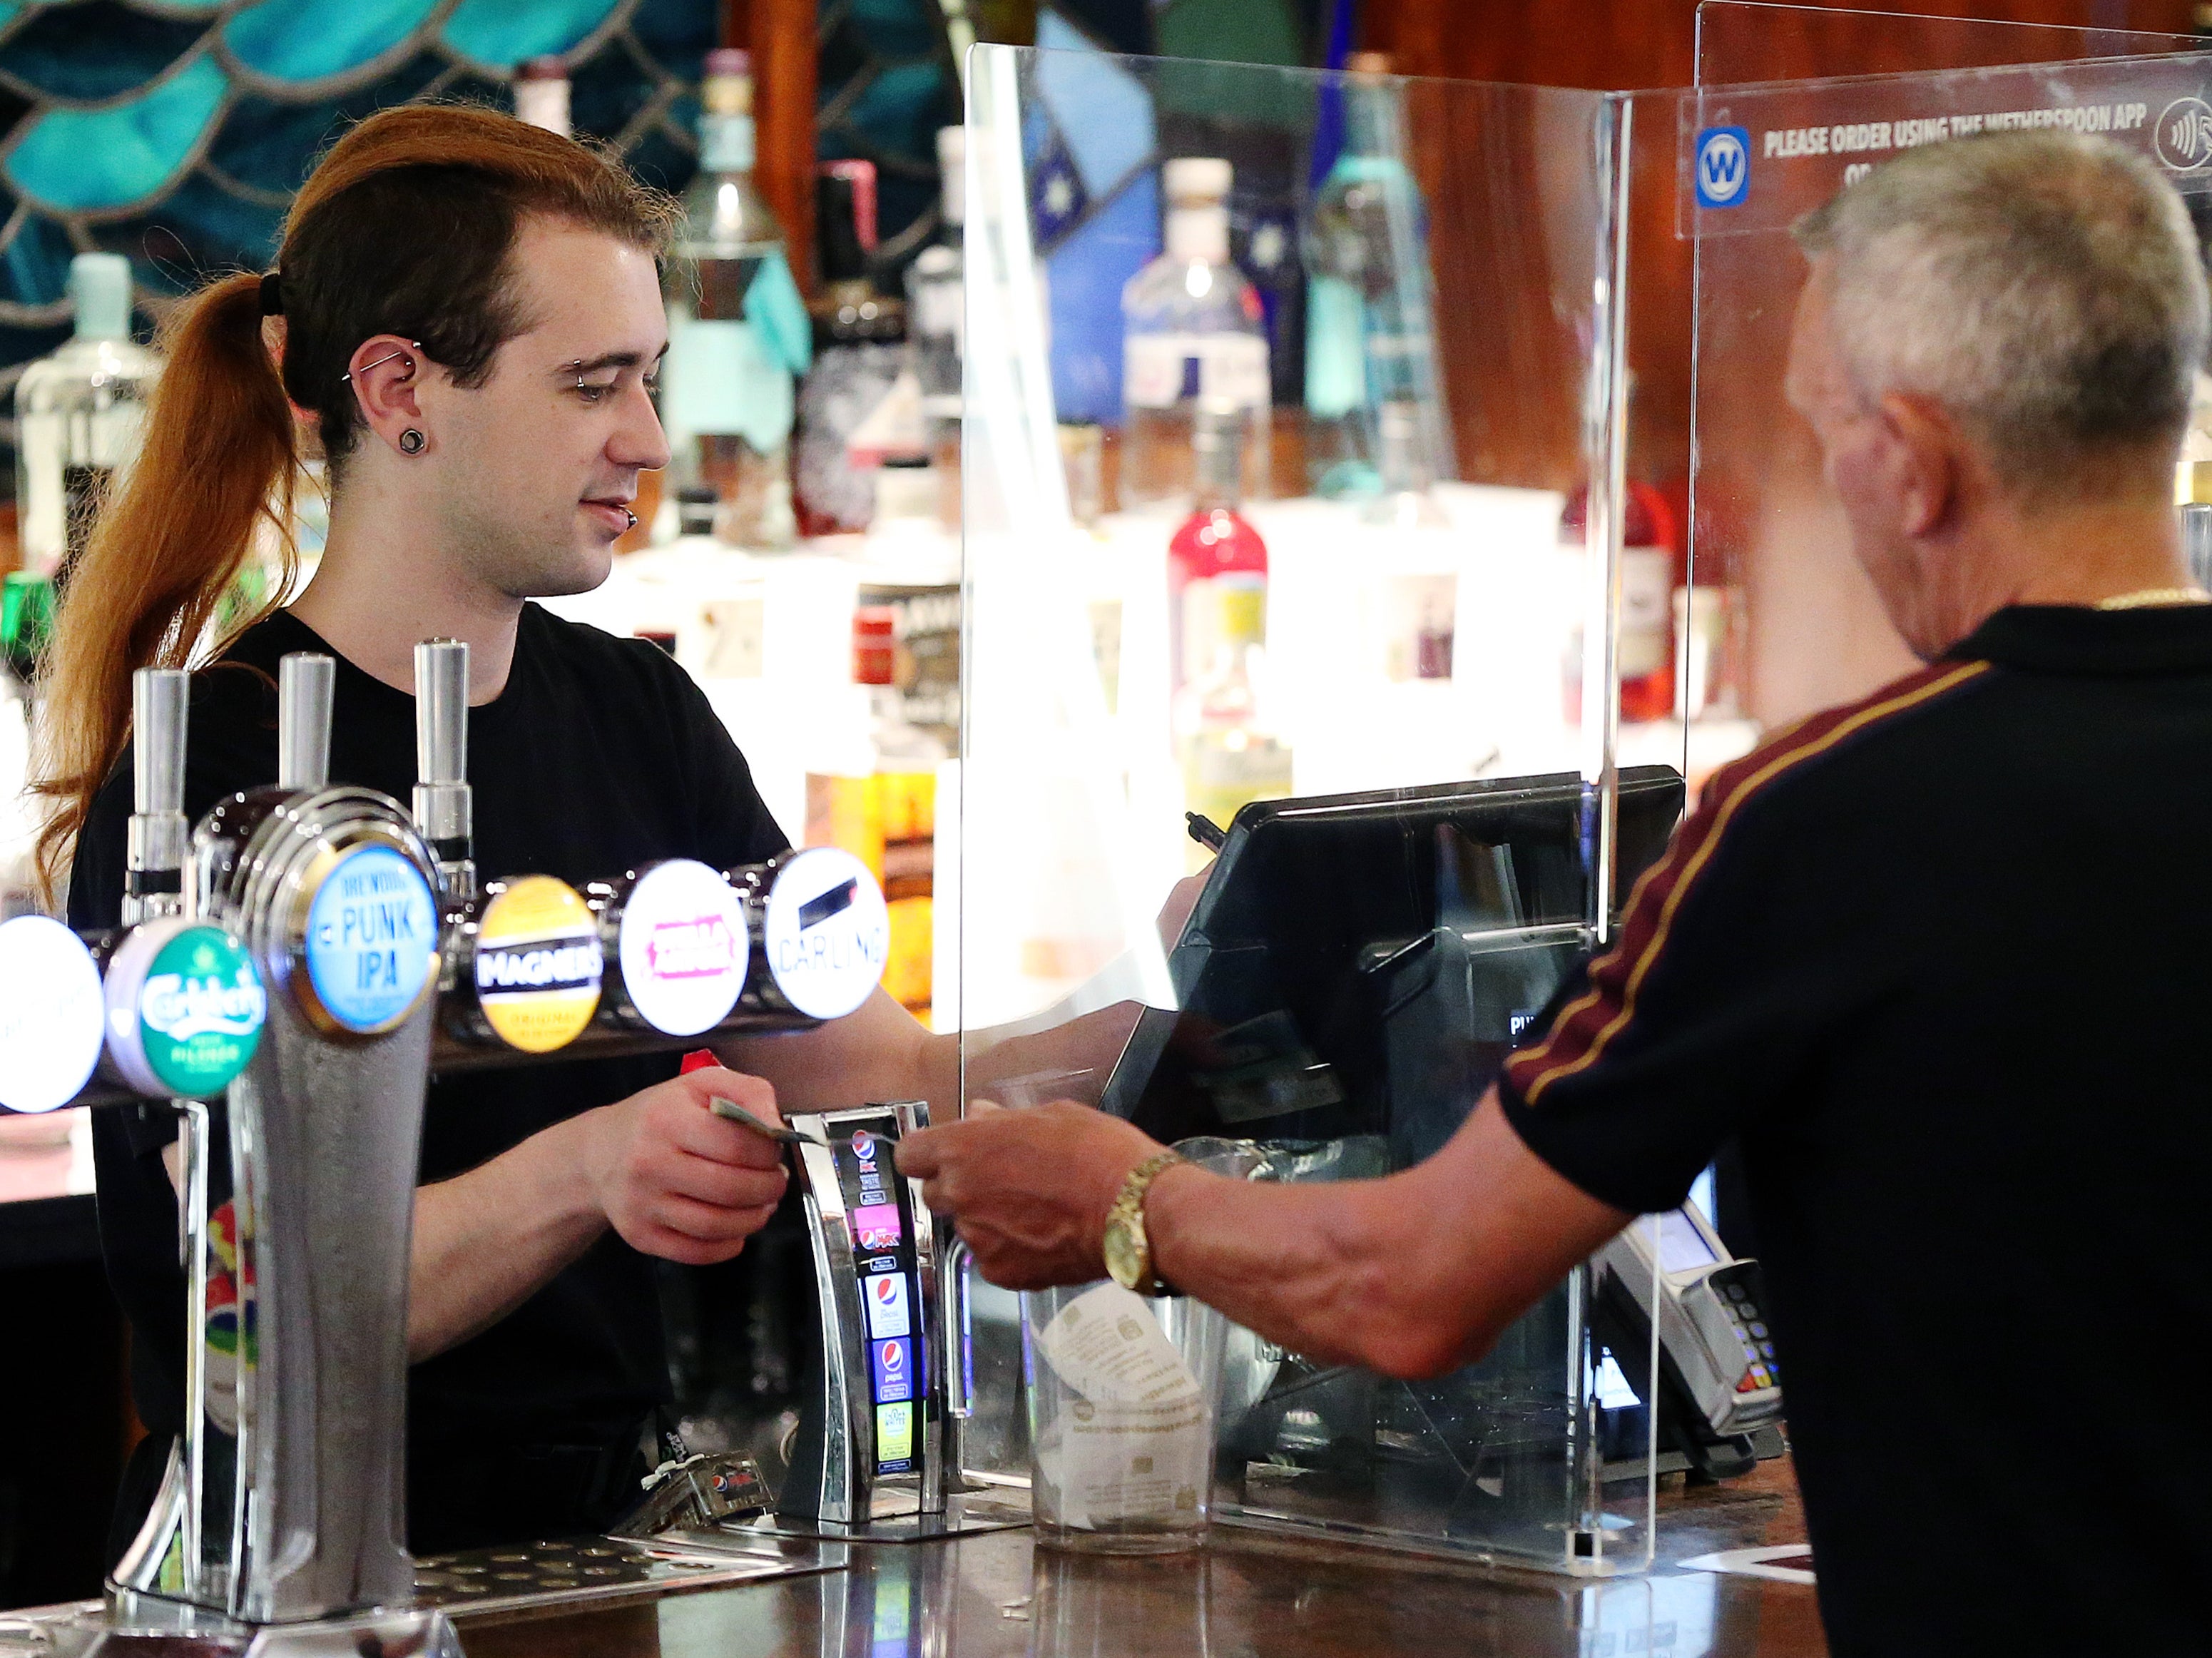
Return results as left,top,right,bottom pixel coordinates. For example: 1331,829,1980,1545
71,604,787,1551
1499,604,2212,1657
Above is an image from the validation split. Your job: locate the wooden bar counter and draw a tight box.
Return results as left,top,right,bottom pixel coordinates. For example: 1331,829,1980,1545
455,1459,1824,1658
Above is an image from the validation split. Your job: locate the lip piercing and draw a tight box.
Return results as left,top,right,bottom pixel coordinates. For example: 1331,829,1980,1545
341,341,422,384
623,507,638,530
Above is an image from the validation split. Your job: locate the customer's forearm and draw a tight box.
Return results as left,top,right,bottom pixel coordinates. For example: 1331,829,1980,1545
1143,1094,1629,1380
1141,1165,1424,1373
408,1110,607,1363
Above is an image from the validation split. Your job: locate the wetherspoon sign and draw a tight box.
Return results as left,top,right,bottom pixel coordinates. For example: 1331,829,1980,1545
1683,53,2212,238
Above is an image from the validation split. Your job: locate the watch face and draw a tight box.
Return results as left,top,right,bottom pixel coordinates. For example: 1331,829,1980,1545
1103,1216,1145,1291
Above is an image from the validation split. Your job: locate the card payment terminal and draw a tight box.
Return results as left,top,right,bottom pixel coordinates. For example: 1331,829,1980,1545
1597,1201,1783,1448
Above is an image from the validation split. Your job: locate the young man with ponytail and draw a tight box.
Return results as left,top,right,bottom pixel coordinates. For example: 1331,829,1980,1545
37,105,955,1556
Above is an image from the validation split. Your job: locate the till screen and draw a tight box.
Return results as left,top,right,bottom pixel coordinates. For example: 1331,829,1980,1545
832,1116,924,1477
1656,1209,1718,1274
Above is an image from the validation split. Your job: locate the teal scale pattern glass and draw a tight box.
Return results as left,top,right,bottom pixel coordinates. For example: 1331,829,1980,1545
0,0,718,472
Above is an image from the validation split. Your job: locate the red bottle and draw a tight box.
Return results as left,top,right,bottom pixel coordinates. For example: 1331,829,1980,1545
1559,480,1682,724
1168,405,1269,703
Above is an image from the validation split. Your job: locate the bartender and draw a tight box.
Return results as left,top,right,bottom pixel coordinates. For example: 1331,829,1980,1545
902,131,2212,1658
36,105,967,1556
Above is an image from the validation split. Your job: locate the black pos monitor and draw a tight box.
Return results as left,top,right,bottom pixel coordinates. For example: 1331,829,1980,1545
1101,766,1683,1157
1097,766,1724,1529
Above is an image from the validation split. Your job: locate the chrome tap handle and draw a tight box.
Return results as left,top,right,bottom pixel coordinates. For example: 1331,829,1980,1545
276,652,335,790
125,667,190,924
412,638,475,905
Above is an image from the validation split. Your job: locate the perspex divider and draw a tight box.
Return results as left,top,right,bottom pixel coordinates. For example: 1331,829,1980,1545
960,42,1663,1572
1683,50,2212,774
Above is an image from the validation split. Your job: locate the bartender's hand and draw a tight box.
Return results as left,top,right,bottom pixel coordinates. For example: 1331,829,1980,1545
897,1100,1163,1288
582,1066,790,1265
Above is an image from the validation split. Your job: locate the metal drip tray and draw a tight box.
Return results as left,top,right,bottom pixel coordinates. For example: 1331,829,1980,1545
414,1532,840,1618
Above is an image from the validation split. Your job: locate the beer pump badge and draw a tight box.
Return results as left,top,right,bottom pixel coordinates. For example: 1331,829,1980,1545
0,915,105,1114
617,859,747,1036
104,918,266,1098
763,846,890,1019
303,843,440,1034
475,875,603,1052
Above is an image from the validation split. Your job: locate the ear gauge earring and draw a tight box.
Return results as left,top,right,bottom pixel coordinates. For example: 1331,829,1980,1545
398,429,427,455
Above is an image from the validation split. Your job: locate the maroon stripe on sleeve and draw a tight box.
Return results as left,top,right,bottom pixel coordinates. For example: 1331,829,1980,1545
1504,660,1990,1107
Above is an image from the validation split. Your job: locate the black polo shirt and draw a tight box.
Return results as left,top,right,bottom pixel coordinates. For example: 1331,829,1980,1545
71,604,788,1555
1500,604,2212,1658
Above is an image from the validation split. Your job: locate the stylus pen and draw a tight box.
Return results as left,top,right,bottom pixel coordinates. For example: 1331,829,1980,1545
1186,811,1227,851
710,1095,810,1146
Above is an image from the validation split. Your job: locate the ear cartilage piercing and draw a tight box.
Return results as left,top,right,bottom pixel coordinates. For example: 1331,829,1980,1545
398,429,426,456
342,341,424,384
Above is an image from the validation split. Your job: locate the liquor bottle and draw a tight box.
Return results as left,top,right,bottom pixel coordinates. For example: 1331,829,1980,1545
905,126,965,531
1174,621,1293,846
661,49,809,549
794,162,910,537
1121,158,1270,514
15,253,159,582
512,56,571,136
1559,480,1682,724
1167,401,1268,704
1,572,54,690
1303,53,1450,503
806,608,947,1017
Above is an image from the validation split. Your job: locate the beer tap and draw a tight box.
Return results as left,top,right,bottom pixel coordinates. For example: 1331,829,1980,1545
276,652,333,790
123,666,189,926
412,639,474,907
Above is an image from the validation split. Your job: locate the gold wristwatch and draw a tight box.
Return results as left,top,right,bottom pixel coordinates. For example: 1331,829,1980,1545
1102,1148,1186,1296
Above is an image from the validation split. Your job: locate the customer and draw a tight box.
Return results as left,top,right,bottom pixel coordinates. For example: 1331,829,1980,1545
901,131,2212,1657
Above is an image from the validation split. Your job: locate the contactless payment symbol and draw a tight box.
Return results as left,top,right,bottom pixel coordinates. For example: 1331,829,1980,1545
1695,126,1751,208
104,918,266,1099
0,915,105,1114
302,843,440,1035
761,847,889,1019
475,875,604,1053
872,1336,914,1403
2156,97,2212,173
616,858,748,1037
865,1270,910,1339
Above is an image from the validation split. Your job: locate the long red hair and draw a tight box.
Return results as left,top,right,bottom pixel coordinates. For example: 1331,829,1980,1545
34,103,678,900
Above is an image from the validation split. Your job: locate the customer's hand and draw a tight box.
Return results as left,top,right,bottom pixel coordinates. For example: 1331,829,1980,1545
897,1100,1163,1288
583,1065,790,1264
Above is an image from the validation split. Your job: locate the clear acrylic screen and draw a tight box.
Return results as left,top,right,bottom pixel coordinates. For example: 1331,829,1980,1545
957,41,1665,1572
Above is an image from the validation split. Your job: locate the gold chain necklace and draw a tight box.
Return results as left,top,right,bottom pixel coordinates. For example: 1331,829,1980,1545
2094,586,2212,610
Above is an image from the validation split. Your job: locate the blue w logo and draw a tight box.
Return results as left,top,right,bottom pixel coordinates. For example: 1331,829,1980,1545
1695,126,1750,208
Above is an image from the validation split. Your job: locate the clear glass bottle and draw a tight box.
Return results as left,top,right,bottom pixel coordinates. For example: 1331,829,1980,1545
15,253,159,582
1303,54,1452,502
1121,158,1270,514
511,55,571,136
906,126,965,531
662,48,808,549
